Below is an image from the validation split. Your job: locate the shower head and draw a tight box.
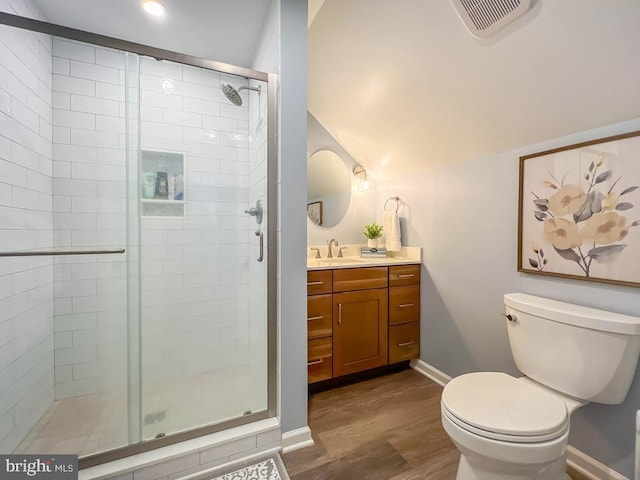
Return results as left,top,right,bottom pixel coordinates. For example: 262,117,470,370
221,83,261,106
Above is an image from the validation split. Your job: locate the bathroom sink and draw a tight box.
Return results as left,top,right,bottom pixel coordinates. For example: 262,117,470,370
318,257,366,264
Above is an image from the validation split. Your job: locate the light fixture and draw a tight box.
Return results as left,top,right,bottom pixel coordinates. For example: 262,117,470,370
353,165,370,191
142,0,166,17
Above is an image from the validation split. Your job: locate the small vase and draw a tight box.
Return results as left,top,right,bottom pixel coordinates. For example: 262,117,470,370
367,238,378,249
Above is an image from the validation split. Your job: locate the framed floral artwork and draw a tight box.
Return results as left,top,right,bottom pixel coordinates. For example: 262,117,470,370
518,130,640,288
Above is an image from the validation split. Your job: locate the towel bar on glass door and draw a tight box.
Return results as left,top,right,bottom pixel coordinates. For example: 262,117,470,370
0,248,125,257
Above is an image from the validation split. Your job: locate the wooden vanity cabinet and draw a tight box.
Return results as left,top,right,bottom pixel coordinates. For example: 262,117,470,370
307,264,420,384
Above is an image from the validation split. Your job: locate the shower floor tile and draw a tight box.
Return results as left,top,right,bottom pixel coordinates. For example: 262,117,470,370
14,366,264,458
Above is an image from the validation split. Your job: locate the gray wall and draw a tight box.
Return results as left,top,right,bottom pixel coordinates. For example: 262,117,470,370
377,117,640,478
279,0,308,433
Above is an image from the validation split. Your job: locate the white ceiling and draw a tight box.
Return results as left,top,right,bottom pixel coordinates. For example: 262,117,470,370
309,0,640,180
30,0,272,68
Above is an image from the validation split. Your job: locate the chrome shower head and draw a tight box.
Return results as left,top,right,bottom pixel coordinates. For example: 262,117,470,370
221,83,261,106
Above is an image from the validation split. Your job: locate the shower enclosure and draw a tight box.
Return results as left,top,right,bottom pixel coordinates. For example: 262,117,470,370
0,12,276,467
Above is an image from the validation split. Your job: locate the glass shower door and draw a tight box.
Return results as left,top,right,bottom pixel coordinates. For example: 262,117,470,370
134,58,269,440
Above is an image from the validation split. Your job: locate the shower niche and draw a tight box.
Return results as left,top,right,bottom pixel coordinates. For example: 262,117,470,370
141,149,186,217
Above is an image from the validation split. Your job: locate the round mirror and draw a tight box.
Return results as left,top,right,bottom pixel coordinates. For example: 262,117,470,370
307,150,351,228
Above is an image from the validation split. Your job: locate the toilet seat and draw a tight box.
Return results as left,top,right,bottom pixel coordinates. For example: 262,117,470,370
441,372,569,443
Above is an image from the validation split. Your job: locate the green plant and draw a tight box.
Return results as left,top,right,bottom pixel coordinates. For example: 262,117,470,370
363,221,383,239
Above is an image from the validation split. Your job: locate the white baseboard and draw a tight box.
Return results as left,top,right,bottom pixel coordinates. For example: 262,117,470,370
411,359,452,386
567,446,629,480
413,360,629,480
281,426,314,454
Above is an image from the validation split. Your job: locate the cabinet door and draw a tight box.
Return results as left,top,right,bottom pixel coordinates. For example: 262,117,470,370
333,289,388,376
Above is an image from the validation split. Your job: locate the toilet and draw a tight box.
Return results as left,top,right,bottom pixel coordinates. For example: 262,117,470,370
441,293,640,480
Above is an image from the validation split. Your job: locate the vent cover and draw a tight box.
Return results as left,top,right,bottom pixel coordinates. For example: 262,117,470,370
451,0,532,38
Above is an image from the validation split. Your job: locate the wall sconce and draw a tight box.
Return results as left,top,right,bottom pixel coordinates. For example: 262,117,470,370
353,165,370,191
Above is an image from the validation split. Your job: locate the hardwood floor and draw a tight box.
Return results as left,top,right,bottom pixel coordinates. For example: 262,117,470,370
282,368,591,480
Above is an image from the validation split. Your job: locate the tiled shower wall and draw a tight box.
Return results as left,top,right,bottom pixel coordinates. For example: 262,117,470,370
51,39,254,397
0,0,54,452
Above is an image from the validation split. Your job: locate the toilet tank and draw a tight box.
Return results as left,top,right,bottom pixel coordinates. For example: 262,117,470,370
504,293,640,404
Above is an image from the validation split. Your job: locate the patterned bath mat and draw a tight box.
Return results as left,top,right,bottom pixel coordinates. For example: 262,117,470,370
210,454,289,480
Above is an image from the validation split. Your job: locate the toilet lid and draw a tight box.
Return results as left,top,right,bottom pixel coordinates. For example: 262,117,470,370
441,372,568,438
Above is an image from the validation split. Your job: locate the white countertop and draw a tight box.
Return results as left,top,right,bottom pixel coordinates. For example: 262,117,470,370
307,246,422,270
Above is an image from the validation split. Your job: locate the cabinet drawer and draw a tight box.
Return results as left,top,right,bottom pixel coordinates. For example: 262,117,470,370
389,322,420,364
308,338,332,383
389,285,420,325
389,264,420,286
307,294,332,340
307,270,332,295
333,266,388,292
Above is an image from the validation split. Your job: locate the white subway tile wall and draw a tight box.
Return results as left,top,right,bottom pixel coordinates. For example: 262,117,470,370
0,0,54,454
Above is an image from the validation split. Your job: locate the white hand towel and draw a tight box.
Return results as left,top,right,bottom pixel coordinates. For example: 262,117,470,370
383,211,401,252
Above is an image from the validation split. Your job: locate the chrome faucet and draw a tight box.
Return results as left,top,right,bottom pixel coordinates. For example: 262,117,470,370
327,238,339,258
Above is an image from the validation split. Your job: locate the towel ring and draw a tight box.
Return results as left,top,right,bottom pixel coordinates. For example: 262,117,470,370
384,196,400,213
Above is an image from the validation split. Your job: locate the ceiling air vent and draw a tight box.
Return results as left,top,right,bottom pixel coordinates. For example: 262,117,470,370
451,0,532,38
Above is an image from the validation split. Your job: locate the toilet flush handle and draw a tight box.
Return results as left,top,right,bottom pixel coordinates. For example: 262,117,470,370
504,313,517,322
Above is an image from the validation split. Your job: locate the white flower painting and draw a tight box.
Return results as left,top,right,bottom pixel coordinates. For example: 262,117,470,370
519,131,640,287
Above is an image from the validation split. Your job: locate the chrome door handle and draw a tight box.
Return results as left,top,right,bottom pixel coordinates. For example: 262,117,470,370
255,230,263,262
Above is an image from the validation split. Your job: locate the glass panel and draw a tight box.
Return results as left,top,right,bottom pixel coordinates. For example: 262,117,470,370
138,60,269,439
4,33,132,457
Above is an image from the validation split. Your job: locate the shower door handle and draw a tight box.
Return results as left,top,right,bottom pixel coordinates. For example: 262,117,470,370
255,230,264,262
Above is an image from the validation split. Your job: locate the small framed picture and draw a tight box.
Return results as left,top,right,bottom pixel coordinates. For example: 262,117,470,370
307,201,323,226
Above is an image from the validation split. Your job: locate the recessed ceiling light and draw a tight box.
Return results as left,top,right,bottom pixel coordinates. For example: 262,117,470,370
142,0,166,17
